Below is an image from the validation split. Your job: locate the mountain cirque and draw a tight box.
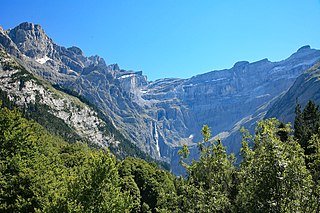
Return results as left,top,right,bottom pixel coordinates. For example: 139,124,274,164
1,22,320,173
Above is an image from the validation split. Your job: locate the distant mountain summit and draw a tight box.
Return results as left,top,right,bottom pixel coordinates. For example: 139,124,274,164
8,22,49,58
1,22,320,174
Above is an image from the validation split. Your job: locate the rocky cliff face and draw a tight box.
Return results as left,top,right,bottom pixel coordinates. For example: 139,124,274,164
1,22,320,174
0,48,115,147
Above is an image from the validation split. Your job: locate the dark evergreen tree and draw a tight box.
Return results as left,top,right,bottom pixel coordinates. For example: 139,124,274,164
277,122,289,142
294,100,320,155
294,103,304,141
307,133,320,212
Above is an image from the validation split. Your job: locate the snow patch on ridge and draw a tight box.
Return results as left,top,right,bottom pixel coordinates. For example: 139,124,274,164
118,74,135,79
36,56,51,64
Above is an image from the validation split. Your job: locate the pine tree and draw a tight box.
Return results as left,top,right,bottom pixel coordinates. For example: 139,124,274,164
294,100,320,155
294,103,304,142
307,133,320,212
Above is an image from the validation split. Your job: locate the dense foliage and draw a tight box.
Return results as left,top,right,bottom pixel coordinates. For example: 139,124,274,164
0,103,132,212
1,100,320,212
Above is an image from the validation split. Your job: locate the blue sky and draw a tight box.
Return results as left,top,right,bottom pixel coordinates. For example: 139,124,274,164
1,0,320,80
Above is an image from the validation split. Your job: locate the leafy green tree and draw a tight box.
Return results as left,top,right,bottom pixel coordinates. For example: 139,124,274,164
66,150,132,213
177,144,190,169
118,157,178,212
0,105,69,212
178,125,235,212
237,119,314,212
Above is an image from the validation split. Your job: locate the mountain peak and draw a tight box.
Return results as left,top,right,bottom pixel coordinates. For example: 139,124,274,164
7,22,51,58
288,45,318,61
297,45,311,52
14,22,43,32
67,46,83,56
8,22,47,42
251,58,270,65
233,61,249,68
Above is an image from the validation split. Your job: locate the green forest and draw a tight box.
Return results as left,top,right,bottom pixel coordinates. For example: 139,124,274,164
1,100,320,213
